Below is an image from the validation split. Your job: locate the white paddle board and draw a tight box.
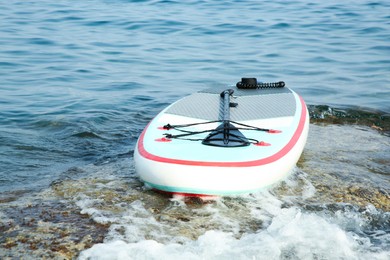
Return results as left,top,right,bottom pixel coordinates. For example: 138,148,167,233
134,78,309,196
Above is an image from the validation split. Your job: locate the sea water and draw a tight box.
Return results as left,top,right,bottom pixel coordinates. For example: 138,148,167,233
0,0,389,259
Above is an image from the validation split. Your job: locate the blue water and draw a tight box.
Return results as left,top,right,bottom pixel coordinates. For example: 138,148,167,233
0,0,389,258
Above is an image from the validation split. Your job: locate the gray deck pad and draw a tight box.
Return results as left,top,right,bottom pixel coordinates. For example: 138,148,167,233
166,87,296,121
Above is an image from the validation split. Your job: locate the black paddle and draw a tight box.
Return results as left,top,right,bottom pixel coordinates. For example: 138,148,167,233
202,89,250,147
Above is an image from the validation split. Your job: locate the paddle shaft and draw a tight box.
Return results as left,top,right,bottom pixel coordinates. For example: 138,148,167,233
221,89,234,144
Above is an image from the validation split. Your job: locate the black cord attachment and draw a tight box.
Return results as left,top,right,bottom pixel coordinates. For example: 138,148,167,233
236,77,285,89
257,81,285,88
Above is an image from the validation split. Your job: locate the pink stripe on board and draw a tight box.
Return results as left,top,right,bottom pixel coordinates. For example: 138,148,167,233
137,96,307,167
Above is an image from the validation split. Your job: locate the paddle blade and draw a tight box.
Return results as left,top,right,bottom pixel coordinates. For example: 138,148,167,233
202,123,250,147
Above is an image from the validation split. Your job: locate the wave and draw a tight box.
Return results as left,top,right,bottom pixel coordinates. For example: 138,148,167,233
308,105,390,135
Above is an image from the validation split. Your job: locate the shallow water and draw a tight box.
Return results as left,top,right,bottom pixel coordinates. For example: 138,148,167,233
1,124,389,259
0,0,389,259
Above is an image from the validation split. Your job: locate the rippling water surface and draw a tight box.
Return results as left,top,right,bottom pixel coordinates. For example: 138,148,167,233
0,0,389,259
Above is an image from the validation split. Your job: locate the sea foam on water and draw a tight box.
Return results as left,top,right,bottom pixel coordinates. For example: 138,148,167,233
78,178,388,260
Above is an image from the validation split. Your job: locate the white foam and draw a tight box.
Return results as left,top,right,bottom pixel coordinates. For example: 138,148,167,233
74,158,389,260
76,196,120,224
80,212,384,260
78,192,389,260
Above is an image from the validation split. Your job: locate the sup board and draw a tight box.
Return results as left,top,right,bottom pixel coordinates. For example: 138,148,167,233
134,78,309,196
